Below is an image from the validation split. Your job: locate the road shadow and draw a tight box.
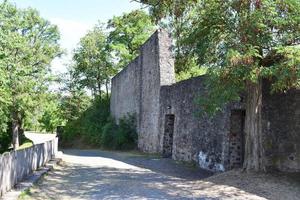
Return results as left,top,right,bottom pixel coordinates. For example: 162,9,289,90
55,150,300,200
28,165,211,200
60,149,213,180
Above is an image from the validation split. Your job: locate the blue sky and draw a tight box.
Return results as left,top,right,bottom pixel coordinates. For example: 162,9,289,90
10,0,144,74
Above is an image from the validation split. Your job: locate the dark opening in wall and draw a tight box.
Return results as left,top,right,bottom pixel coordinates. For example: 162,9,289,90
162,114,175,158
229,110,246,169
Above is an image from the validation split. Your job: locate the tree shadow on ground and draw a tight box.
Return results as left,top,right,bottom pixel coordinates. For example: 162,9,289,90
61,149,213,180
29,165,210,200
17,148,299,200
203,169,300,200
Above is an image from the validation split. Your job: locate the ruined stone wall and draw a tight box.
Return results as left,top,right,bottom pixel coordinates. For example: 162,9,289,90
262,82,300,172
138,29,175,152
110,57,141,124
110,28,300,173
110,29,175,153
159,76,243,172
158,75,299,172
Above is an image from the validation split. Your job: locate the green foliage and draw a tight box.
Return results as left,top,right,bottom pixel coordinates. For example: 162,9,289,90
79,97,110,145
116,114,138,149
142,0,300,115
17,92,65,132
60,91,92,143
107,10,155,68
0,84,10,133
62,96,109,146
176,64,207,82
0,130,11,153
71,10,155,99
137,0,196,20
38,94,65,133
260,46,300,92
61,10,154,149
101,118,118,149
61,97,137,150
138,0,200,76
101,114,137,150
17,138,33,150
60,91,92,122
72,24,114,96
0,1,62,148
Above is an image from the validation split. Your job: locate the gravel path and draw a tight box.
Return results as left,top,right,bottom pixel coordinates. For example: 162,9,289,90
19,150,299,200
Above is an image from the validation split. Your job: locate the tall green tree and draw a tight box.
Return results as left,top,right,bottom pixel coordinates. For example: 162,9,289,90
73,24,114,98
0,1,62,149
62,10,155,147
159,4,207,80
141,0,300,171
72,10,155,98
0,49,10,151
107,10,155,68
134,1,205,80
60,71,91,122
135,0,196,20
38,93,65,133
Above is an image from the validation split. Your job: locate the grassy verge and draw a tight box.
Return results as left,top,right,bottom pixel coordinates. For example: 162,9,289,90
18,139,33,150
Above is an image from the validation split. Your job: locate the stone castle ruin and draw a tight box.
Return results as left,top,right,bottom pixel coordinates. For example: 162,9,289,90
110,29,300,172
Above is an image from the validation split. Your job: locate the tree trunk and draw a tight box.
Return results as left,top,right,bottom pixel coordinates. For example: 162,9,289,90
97,82,102,100
105,80,109,100
12,111,19,150
243,79,264,171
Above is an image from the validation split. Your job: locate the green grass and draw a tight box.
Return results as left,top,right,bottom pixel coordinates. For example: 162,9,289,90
18,189,31,200
17,139,33,150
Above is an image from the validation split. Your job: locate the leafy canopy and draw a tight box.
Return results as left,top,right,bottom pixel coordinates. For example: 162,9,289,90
70,10,155,97
0,1,62,137
73,24,114,96
107,10,155,68
135,0,206,80
141,0,300,114
62,10,155,148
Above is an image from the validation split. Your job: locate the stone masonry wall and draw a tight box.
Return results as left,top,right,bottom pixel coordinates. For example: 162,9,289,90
110,29,175,153
159,76,243,172
138,29,175,152
110,29,300,173
110,57,142,125
262,82,300,172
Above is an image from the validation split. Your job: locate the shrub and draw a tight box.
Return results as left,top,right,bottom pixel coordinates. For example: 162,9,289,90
115,114,137,149
101,114,137,150
60,95,137,150
101,117,118,148
61,96,110,147
0,131,11,153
